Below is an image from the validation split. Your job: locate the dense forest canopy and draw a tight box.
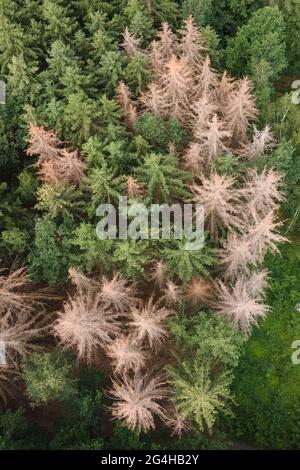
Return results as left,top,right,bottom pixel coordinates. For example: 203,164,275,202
0,0,299,450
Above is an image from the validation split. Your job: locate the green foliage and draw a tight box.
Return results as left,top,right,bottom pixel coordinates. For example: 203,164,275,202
82,136,105,168
107,422,146,450
170,312,245,369
169,360,233,433
16,168,39,203
161,239,216,283
72,222,114,273
28,217,76,285
136,153,190,203
98,51,123,95
226,6,287,80
42,0,76,43
0,409,47,450
135,113,168,149
135,112,189,151
125,52,153,94
270,0,300,69
268,94,300,149
124,0,154,41
250,59,274,119
1,227,28,255
35,184,85,219
63,91,94,145
22,350,78,407
201,26,222,67
7,54,39,101
213,153,241,176
0,96,26,170
113,239,152,279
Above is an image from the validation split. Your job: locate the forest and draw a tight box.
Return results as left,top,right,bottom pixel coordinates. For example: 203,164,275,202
0,0,299,451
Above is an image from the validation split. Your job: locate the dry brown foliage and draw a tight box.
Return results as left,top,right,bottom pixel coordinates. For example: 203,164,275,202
107,335,146,374
129,297,172,350
184,278,213,305
149,260,166,287
243,211,288,264
238,125,274,160
224,78,257,144
109,371,169,432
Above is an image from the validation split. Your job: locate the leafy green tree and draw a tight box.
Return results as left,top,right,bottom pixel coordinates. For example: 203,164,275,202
250,59,274,116
22,350,78,407
201,26,222,67
140,0,179,25
44,40,79,90
60,65,87,96
42,0,77,43
0,6,37,73
135,113,169,149
270,0,300,69
0,96,25,170
7,54,39,101
181,0,214,27
63,91,94,144
88,12,116,61
49,368,105,450
98,51,124,96
166,117,189,151
124,0,154,42
97,94,123,126
135,113,189,151
82,136,106,168
104,140,134,174
1,227,28,256
213,153,240,176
